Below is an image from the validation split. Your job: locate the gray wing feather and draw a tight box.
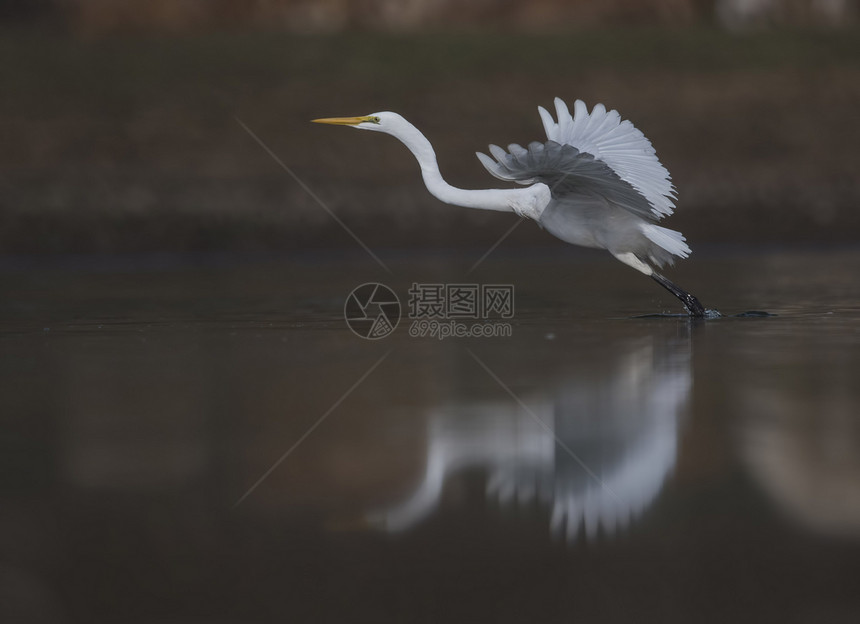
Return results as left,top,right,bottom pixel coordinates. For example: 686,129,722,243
477,140,658,222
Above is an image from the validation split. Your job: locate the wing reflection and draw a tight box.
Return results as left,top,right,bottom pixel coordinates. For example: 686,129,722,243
369,330,692,541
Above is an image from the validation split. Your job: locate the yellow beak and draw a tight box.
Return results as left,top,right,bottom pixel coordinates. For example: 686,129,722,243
312,115,374,126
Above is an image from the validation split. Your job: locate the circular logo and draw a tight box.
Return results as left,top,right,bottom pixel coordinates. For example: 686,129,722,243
344,283,401,340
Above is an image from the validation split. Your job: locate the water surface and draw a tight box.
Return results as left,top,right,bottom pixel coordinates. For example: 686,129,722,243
1,246,859,623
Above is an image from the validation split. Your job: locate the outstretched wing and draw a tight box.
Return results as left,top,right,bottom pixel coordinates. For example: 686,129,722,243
476,98,676,221
477,139,658,222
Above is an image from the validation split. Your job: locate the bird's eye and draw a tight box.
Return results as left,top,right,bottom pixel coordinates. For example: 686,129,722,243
370,116,381,123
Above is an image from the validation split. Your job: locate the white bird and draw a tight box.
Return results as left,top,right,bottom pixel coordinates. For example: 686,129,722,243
313,97,706,317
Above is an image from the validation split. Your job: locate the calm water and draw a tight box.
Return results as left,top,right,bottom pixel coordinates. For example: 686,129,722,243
2,246,860,623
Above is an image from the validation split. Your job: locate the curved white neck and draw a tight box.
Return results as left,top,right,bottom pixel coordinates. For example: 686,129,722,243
390,119,522,213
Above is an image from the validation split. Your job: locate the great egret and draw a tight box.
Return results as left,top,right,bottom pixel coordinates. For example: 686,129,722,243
314,97,706,317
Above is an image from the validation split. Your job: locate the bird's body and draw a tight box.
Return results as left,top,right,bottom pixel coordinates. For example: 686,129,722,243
314,98,706,316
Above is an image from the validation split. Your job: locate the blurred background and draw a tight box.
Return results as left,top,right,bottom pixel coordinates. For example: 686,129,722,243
3,3,860,624
2,0,860,253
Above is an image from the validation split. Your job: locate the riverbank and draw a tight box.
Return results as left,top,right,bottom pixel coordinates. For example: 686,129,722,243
3,28,859,253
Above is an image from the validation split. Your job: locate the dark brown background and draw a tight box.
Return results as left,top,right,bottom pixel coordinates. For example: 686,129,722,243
2,0,859,254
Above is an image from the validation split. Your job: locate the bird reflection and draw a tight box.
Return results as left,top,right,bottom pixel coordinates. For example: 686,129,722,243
369,329,692,541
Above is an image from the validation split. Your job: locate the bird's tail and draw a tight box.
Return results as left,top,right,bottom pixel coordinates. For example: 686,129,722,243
640,224,691,265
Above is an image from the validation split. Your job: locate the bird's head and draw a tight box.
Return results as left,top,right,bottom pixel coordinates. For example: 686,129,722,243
312,111,405,135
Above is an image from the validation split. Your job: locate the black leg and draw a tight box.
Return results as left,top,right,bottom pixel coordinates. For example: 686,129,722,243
651,273,706,318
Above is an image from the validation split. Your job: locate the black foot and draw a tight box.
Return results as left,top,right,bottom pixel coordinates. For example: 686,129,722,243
651,273,706,318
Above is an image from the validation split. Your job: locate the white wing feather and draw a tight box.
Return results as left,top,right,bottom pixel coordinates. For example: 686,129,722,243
537,97,676,219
